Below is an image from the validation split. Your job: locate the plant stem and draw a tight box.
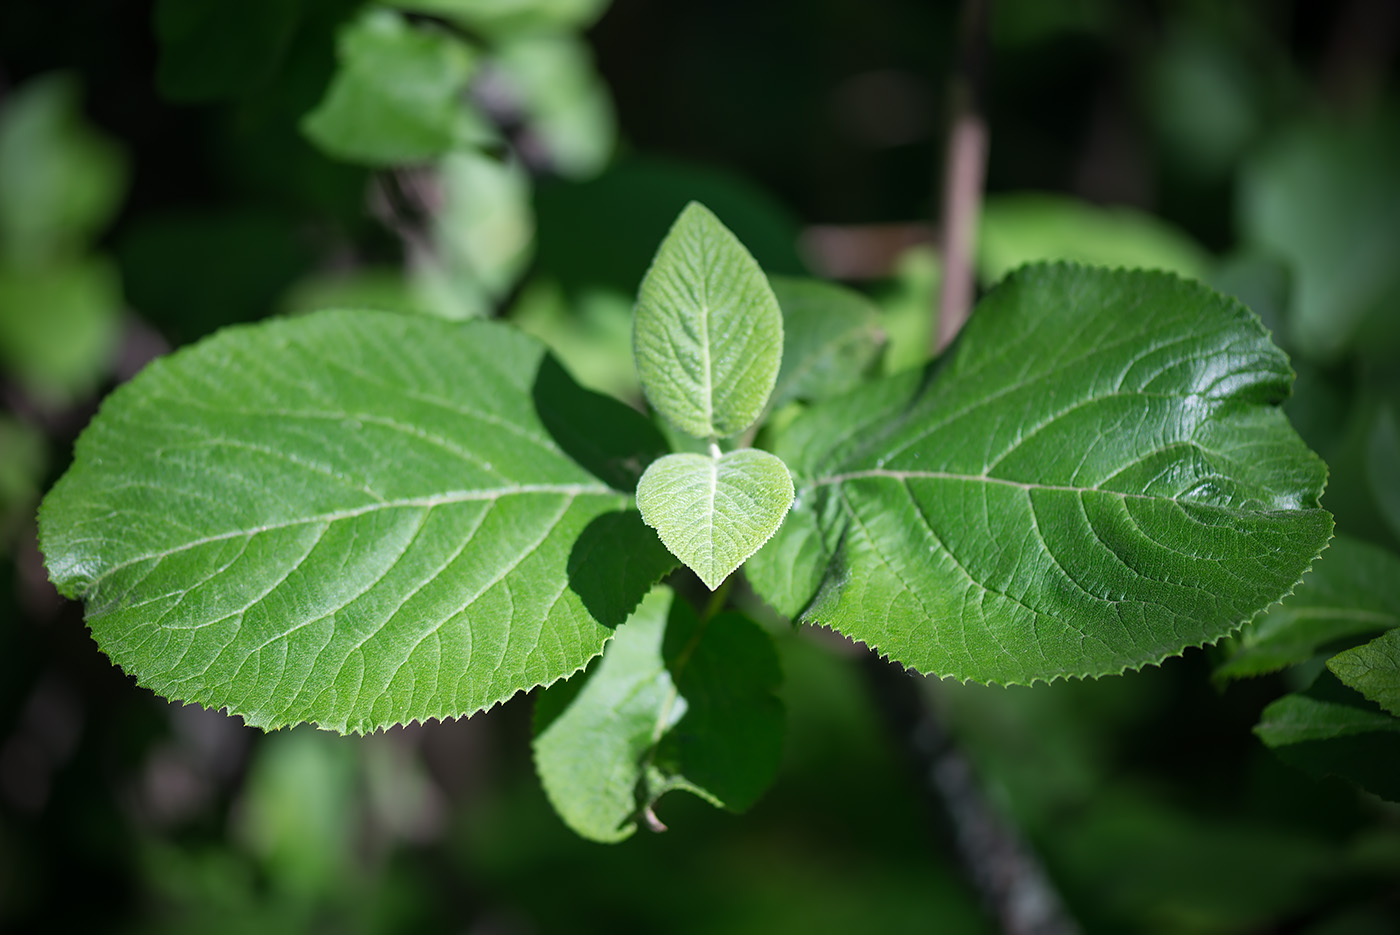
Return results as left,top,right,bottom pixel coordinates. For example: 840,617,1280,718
934,0,991,354
862,657,1079,934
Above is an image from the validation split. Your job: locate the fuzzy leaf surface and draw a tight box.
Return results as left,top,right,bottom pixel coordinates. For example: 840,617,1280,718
533,588,783,842
1328,628,1400,717
633,202,783,438
636,450,794,590
753,263,1332,684
1216,536,1400,682
39,311,669,732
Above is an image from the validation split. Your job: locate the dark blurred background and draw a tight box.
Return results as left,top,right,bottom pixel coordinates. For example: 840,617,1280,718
2,1,1399,932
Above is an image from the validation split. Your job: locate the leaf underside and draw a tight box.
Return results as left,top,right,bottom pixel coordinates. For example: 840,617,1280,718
40,311,668,732
749,263,1333,684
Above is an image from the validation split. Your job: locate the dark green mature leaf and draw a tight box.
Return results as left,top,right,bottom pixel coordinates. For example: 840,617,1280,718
769,276,884,410
633,202,784,439
1255,672,1400,801
636,449,794,591
1329,629,1400,717
0,73,127,262
301,8,478,167
1216,536,1400,682
533,588,783,842
40,311,668,732
752,263,1331,684
1369,406,1400,541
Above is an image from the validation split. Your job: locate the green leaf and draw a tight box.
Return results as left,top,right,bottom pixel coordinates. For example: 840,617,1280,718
0,73,127,262
755,263,1332,684
494,33,616,178
1255,672,1400,801
1215,536,1400,682
1368,405,1400,542
1329,629,1400,717
977,193,1211,286
153,0,304,103
768,276,884,409
0,257,123,403
386,0,610,36
301,9,478,167
1238,118,1400,362
633,202,784,439
533,587,783,842
39,311,670,732
636,450,794,591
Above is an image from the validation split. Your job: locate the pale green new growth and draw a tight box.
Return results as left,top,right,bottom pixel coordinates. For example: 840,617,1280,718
636,450,793,591
633,201,783,439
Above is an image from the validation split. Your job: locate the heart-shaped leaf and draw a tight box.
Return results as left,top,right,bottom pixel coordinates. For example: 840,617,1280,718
636,449,793,590
632,202,783,439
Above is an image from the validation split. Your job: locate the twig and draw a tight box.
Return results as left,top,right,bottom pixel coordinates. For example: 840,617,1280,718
934,0,991,353
862,657,1079,935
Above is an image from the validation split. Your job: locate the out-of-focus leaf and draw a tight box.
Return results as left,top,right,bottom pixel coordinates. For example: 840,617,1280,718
0,73,127,262
1368,405,1400,542
234,728,356,895
1238,118,1400,362
1216,537,1400,682
386,0,610,36
768,276,883,409
0,257,122,402
301,8,479,166
977,193,1210,286
1144,29,1262,180
39,312,669,732
154,0,305,102
414,149,534,319
754,264,1331,683
278,267,428,317
633,202,783,439
0,416,45,547
533,588,783,842
1329,629,1400,717
534,157,805,299
509,280,637,399
494,33,615,177
870,244,940,374
1210,250,1292,350
1255,672,1400,802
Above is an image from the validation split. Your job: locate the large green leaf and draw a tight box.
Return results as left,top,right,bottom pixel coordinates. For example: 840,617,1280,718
301,9,478,167
750,263,1331,684
533,587,783,842
1215,536,1400,682
633,202,783,439
39,311,671,732
636,449,794,590
1328,628,1400,717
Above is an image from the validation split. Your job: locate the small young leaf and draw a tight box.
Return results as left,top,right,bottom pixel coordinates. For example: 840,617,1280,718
1216,536,1400,682
636,450,794,591
633,202,783,439
756,263,1332,684
301,9,478,167
1328,628,1400,717
533,587,783,842
39,311,668,732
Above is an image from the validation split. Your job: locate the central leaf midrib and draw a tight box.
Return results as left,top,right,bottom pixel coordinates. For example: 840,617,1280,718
83,482,619,590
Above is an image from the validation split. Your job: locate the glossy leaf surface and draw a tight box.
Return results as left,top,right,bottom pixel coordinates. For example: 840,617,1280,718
753,263,1332,684
637,449,794,590
633,202,783,439
40,311,669,732
1215,536,1400,682
533,588,783,841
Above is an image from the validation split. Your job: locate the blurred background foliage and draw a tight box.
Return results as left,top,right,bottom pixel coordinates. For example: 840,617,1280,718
1,0,1399,931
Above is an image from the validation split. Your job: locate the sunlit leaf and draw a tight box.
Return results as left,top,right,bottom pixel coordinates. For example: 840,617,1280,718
39,311,668,732
633,202,784,439
754,263,1331,684
494,33,616,178
637,449,794,591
